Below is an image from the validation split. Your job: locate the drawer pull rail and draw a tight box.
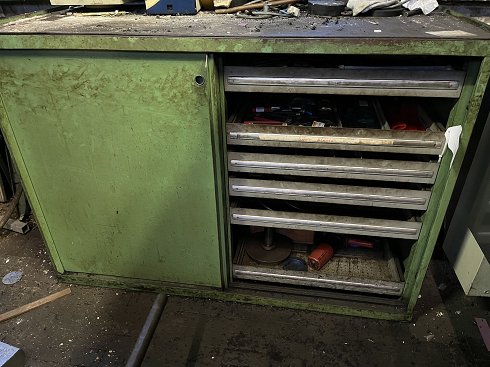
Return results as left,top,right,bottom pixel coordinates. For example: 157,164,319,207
230,182,428,209
233,266,404,296
227,76,459,91
230,159,434,178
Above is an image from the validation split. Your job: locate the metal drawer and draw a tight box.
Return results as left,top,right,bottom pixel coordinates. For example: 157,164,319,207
229,178,431,210
231,208,421,240
233,266,404,296
228,152,439,184
233,240,404,295
224,66,465,98
227,123,446,155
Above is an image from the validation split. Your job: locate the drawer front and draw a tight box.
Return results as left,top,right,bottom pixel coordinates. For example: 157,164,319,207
224,66,465,98
229,178,431,210
231,208,421,240
228,152,439,184
227,124,446,155
233,265,404,296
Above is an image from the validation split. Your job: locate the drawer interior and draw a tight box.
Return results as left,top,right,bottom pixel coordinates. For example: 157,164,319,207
233,232,405,296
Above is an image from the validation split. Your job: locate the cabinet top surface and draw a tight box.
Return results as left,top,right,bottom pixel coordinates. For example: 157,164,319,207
1,11,489,40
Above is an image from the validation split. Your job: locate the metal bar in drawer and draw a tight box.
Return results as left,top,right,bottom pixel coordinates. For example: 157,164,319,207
231,208,421,240
224,67,465,98
233,266,404,296
228,152,438,184
227,124,446,155
229,178,431,210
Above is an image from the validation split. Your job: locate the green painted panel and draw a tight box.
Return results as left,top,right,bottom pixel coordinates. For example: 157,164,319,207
0,35,489,57
0,51,222,287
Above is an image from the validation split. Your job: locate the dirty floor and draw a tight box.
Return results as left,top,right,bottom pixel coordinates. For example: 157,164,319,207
0,227,489,367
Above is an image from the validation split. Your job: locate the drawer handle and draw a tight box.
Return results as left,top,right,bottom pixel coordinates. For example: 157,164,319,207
231,213,419,236
229,132,440,149
231,184,427,206
227,76,460,90
229,159,435,178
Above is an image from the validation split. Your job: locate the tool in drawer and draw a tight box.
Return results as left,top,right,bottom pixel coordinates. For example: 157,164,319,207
381,100,435,131
308,243,335,270
244,227,292,264
337,97,385,129
282,257,308,271
247,97,341,127
346,237,375,249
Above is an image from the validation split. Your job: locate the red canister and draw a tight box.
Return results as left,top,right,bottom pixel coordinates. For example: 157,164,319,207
308,243,334,270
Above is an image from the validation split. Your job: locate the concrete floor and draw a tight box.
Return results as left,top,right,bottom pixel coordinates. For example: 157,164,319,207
0,227,489,367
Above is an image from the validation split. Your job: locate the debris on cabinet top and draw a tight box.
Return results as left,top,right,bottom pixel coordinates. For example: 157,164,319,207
0,10,489,40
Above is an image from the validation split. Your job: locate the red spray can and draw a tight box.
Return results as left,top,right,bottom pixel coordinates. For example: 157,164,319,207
308,243,334,270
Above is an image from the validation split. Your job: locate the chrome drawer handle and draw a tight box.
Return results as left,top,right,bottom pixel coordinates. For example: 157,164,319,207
230,184,427,206
229,159,434,178
231,213,419,236
227,76,460,90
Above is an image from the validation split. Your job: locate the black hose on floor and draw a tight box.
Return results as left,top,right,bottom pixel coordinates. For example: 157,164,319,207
125,293,168,367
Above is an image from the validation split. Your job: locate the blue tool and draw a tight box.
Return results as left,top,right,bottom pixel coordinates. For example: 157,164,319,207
282,257,308,272
146,0,200,15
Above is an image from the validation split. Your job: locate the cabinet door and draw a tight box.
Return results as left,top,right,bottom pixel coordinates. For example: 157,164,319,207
0,52,222,287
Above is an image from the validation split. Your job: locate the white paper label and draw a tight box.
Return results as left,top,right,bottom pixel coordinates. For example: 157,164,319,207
440,125,463,169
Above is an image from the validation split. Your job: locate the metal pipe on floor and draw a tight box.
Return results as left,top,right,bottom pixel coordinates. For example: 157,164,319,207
125,293,168,367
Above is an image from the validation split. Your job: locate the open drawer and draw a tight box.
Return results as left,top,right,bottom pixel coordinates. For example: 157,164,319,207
227,123,446,155
233,240,404,296
224,66,465,98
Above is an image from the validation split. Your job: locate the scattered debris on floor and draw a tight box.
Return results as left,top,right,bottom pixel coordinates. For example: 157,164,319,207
2,270,23,285
424,333,435,342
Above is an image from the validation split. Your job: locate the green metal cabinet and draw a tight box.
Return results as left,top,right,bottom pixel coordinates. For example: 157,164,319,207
0,11,490,320
0,51,223,287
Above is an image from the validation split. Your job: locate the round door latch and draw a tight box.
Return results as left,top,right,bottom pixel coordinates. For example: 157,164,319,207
195,75,205,86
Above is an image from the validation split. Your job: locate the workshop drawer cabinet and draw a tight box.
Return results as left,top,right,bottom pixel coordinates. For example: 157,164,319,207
0,52,223,287
222,57,484,309
0,11,489,320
